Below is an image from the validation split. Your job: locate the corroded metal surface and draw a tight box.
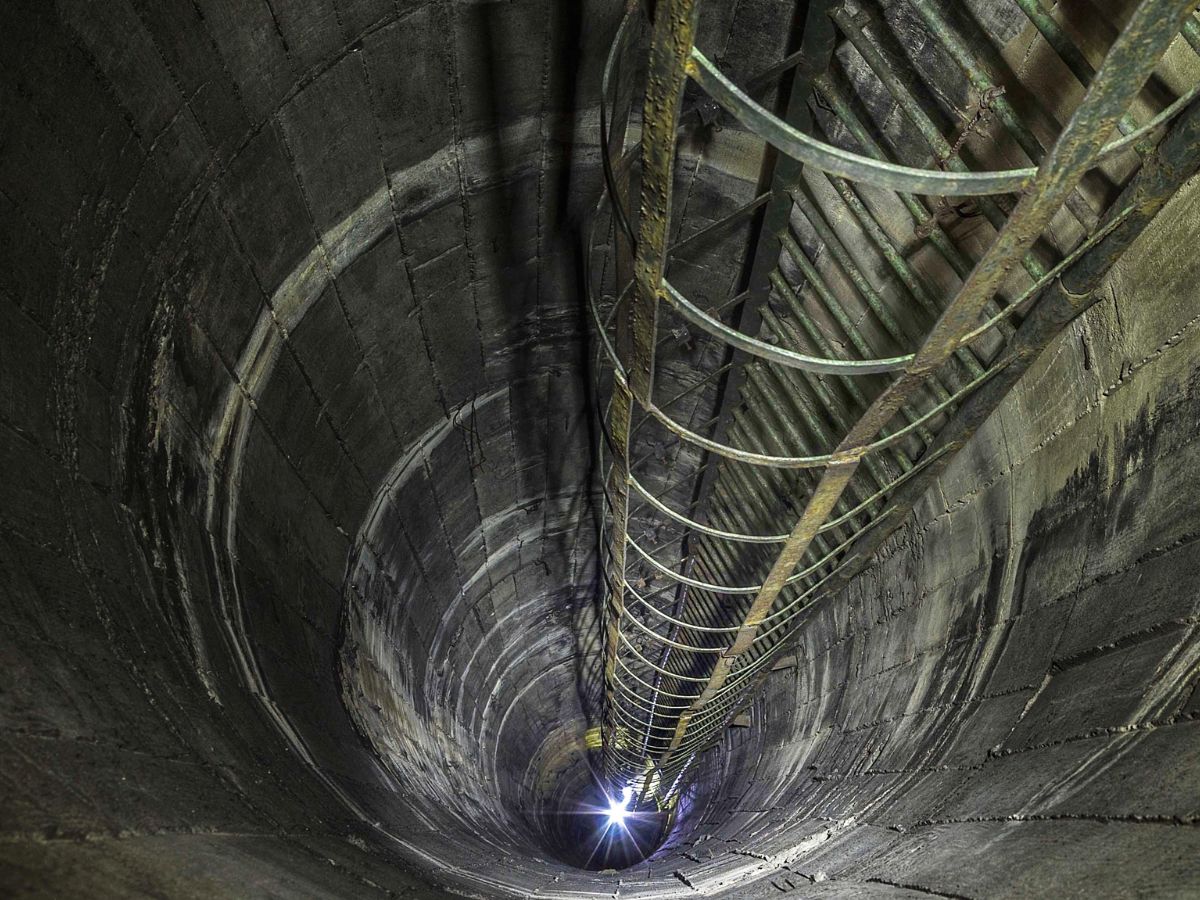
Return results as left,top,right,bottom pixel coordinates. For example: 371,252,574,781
592,0,1200,803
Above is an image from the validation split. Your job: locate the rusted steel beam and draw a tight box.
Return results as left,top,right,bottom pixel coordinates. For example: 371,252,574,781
651,0,1195,776
593,0,1198,799
716,91,1200,731
628,0,701,406
636,3,829,790
601,0,702,781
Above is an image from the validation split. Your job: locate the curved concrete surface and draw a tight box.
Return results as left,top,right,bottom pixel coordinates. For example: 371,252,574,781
0,1,1197,897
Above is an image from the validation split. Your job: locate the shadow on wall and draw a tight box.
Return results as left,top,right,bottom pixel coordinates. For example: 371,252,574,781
5,0,638,894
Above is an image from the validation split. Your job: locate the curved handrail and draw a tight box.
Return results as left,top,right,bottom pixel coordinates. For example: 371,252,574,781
661,278,912,374
636,360,1006,469
688,46,1200,197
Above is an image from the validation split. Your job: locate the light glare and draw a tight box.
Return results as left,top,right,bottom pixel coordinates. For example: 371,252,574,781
604,785,634,827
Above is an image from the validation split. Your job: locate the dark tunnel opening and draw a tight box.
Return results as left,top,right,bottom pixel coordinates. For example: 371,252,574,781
526,757,674,871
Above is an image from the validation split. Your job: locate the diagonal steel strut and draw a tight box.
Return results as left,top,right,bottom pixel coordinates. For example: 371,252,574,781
593,0,1200,802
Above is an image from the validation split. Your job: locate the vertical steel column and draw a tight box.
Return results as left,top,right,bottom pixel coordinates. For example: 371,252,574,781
601,0,701,783
649,0,840,772
593,0,1199,800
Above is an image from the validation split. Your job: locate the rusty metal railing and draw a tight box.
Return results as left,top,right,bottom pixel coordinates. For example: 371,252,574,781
588,0,1200,806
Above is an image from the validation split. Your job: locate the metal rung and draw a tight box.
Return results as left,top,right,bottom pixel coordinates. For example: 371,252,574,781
590,0,1200,804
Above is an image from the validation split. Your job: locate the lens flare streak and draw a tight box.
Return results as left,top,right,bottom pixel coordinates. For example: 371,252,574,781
582,785,650,869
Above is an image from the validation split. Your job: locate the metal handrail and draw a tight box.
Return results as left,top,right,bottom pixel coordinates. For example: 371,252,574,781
688,45,1200,197
592,0,1199,801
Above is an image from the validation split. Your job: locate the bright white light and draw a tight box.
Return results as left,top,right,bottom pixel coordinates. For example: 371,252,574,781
604,785,635,827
